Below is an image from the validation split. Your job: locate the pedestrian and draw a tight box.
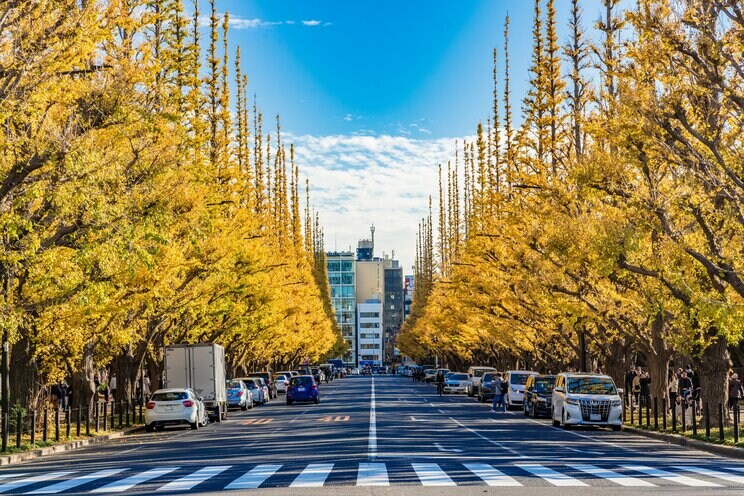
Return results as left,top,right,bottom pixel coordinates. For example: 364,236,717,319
632,368,642,408
490,373,506,413
640,371,651,408
109,374,117,401
625,367,637,407
436,370,445,396
668,370,679,411
679,371,693,400
728,373,743,419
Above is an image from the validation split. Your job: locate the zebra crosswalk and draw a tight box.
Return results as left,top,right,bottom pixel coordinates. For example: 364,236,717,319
0,462,743,493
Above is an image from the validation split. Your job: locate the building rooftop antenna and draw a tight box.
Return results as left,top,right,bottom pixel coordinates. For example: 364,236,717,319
371,224,375,257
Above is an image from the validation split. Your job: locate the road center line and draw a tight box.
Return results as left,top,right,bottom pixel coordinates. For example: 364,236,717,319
369,377,377,460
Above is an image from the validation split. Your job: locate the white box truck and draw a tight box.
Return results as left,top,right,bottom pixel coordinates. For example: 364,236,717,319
164,343,227,421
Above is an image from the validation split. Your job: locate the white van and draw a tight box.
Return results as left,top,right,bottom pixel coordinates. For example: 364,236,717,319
503,370,539,409
466,366,496,397
551,373,623,431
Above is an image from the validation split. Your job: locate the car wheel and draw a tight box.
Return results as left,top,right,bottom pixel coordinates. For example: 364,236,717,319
468,388,474,397
241,402,248,411
523,404,529,416
533,404,539,419
315,396,320,404
248,398,254,409
287,399,293,405
145,423,154,433
552,408,560,427
562,409,571,430
612,425,622,432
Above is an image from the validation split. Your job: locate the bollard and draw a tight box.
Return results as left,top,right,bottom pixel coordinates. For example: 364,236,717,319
630,400,635,425
125,402,130,428
65,409,70,439
103,402,108,432
662,398,667,431
15,410,22,449
139,402,143,424
85,408,90,436
76,407,81,437
735,404,740,444
111,402,115,430
95,403,99,433
54,407,60,442
672,401,677,433
118,401,123,429
646,398,650,426
692,402,697,436
654,397,658,430
43,409,48,442
30,410,36,447
622,395,626,423
719,403,725,441
705,402,710,438
681,402,687,432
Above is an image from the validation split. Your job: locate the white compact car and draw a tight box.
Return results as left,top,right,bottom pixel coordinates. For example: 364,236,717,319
552,373,623,431
443,373,471,394
504,370,539,409
145,388,208,432
273,374,290,393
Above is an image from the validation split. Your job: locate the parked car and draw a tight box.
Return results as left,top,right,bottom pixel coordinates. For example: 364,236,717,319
249,371,277,399
145,388,208,432
273,374,290,394
443,373,471,394
477,372,499,402
467,366,497,397
226,380,253,411
552,373,623,431
287,375,320,405
237,377,266,405
276,370,296,379
252,377,270,403
504,370,539,409
423,369,437,383
351,368,360,375
523,374,556,418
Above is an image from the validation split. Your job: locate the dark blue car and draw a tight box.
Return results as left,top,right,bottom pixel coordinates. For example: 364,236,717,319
286,375,319,405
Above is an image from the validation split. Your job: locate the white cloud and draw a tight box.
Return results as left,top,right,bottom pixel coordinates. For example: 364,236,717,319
197,15,328,29
343,114,354,122
302,20,322,26
290,133,469,271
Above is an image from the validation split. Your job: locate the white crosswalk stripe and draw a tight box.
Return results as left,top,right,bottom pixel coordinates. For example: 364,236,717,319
90,467,179,493
516,463,589,487
568,464,656,487
411,463,456,486
289,464,334,488
27,470,127,494
356,463,389,486
674,466,744,485
156,466,231,492
3,462,743,492
464,463,521,486
224,464,281,490
622,465,721,487
0,473,74,494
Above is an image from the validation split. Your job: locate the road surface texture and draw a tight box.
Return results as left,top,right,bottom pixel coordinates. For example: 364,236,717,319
0,375,742,495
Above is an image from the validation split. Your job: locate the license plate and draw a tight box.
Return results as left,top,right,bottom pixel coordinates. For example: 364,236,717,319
590,414,601,421
163,405,175,411
297,387,305,391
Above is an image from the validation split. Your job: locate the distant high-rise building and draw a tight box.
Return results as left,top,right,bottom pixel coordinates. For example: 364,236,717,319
404,275,414,319
326,251,356,366
384,260,403,362
358,299,383,366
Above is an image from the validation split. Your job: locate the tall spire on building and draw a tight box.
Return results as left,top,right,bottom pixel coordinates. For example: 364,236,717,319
371,223,375,258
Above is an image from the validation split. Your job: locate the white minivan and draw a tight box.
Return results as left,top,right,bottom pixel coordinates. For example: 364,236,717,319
552,373,623,431
504,370,539,409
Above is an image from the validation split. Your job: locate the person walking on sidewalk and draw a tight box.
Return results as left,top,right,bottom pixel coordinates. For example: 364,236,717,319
490,373,506,413
728,373,743,420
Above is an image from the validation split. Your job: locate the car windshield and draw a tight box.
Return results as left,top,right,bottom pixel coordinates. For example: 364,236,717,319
449,373,469,381
424,369,435,374
567,377,617,395
274,375,287,381
243,380,257,389
534,377,555,393
226,381,243,389
482,373,496,382
509,374,531,385
290,377,313,386
472,369,493,377
152,391,188,401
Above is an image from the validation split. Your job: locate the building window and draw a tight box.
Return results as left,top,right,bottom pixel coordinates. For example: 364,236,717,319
360,333,380,339
341,261,353,272
359,312,380,318
328,261,340,272
360,323,380,329
360,344,379,350
342,273,354,285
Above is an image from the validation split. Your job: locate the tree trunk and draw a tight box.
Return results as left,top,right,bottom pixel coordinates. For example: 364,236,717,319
9,334,40,409
602,338,630,391
71,342,96,414
646,313,673,404
697,335,729,427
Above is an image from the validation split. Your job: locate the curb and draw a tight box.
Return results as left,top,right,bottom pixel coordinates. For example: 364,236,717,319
623,425,744,459
0,426,144,466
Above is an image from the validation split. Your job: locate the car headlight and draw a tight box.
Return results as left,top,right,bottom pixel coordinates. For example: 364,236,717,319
611,400,621,407
566,398,580,405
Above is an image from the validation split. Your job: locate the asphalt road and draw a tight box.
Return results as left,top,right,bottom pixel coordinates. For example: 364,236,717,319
0,375,743,495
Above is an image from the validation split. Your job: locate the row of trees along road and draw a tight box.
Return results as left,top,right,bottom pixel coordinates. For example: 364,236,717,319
399,0,744,425
0,0,346,412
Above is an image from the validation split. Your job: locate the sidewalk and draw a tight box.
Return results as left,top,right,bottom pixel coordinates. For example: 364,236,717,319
0,425,143,466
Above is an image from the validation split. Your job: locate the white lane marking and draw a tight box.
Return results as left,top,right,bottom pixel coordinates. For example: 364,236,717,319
568,464,655,487
0,474,27,481
156,466,230,492
449,417,526,458
411,463,456,486
674,466,744,485
27,469,127,494
368,377,377,460
357,463,389,486
515,464,588,487
433,443,462,453
565,447,605,455
410,416,425,422
289,463,334,488
437,409,445,414
91,467,178,493
622,465,720,487
725,467,744,474
464,463,521,486
225,465,282,490
0,473,73,494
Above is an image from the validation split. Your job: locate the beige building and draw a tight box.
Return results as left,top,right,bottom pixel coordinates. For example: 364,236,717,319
355,259,384,304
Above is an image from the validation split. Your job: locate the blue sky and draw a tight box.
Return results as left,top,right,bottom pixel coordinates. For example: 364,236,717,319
214,0,623,270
